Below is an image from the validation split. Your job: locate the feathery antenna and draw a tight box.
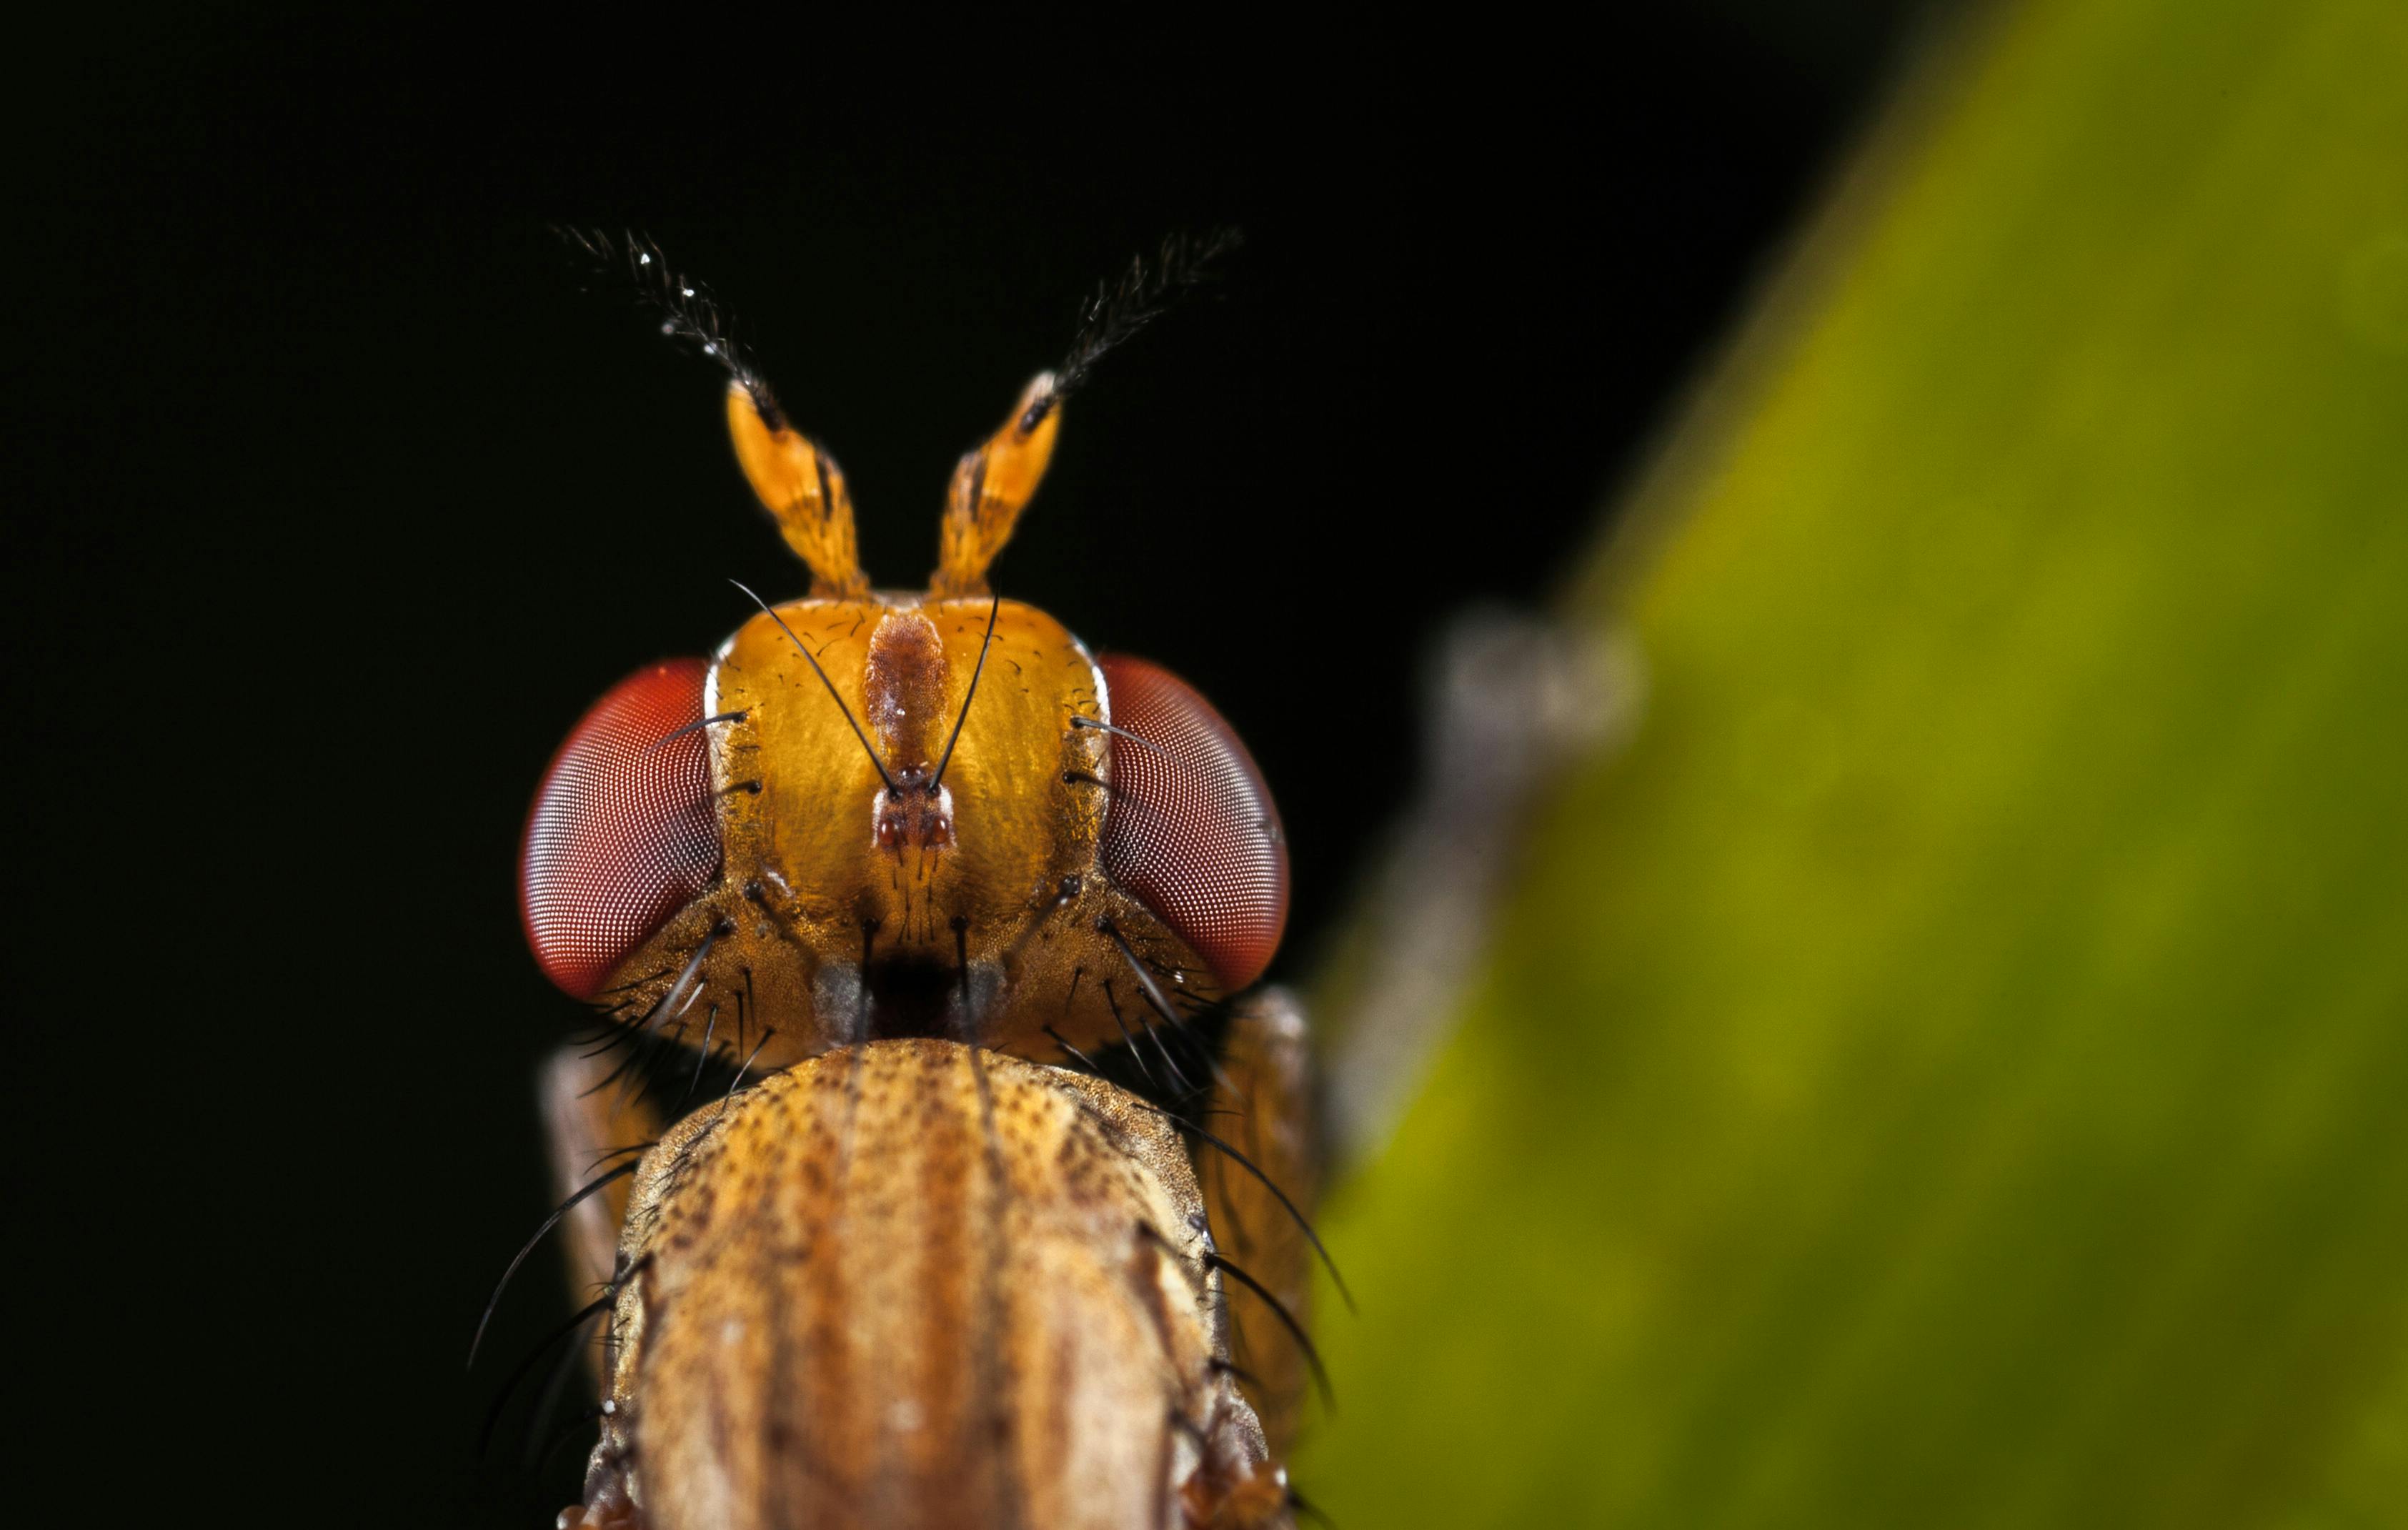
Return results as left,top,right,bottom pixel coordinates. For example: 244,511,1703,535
555,226,785,423
1049,227,1244,412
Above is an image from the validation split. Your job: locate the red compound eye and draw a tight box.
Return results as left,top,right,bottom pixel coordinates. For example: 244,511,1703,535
521,658,723,1000
1098,655,1288,990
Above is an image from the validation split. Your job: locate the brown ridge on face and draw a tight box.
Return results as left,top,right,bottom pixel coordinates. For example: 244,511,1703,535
865,607,956,856
863,607,950,776
579,1041,1290,1530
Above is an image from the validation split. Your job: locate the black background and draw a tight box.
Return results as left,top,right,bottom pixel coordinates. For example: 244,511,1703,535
21,7,1941,1522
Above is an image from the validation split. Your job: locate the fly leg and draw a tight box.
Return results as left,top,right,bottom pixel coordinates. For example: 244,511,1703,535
539,1042,694,1530
1194,985,1320,1460
537,1043,675,1356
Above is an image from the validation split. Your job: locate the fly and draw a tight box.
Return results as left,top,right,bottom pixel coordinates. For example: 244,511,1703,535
491,232,1325,1530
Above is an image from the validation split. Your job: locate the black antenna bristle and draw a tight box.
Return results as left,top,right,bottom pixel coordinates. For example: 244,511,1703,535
1053,227,1243,402
554,226,785,427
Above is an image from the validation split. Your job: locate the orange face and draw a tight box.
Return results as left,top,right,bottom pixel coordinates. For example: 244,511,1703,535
520,378,1288,1070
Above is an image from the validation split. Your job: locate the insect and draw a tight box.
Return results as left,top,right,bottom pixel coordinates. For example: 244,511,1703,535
492,234,1328,1530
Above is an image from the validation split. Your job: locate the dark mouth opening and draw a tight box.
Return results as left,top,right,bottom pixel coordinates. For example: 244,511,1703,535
860,955,960,1041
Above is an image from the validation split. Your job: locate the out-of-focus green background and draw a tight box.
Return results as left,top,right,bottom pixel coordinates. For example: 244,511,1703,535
1301,0,2408,1524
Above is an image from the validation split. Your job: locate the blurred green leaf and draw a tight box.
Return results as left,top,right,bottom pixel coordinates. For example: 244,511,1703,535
1299,1,2408,1524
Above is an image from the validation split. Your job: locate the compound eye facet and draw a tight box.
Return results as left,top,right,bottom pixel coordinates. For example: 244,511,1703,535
522,658,723,1000
1097,655,1288,991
